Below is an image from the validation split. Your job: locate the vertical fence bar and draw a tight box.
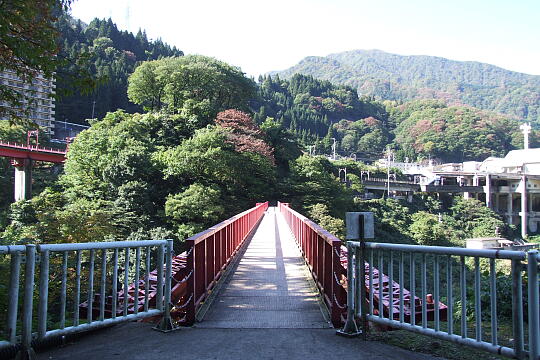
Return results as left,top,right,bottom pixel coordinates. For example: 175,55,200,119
460,256,467,338
74,250,81,326
399,251,404,323
87,249,95,324
144,246,151,313
421,253,427,329
410,253,416,327
20,245,36,356
156,245,164,312
447,255,453,336
123,248,130,317
378,250,384,319
389,251,394,320
38,249,50,338
7,251,21,343
511,258,524,358
60,252,68,329
157,239,174,331
112,248,118,319
474,257,481,342
341,243,358,334
359,244,368,336
527,251,540,360
134,247,141,315
434,255,440,332
489,258,497,346
369,250,374,316
99,249,107,321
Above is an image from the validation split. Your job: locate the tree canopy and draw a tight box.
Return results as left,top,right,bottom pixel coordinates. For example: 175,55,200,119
127,56,256,127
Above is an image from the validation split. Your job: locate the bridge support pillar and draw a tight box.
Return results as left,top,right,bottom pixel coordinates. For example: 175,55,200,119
13,159,33,201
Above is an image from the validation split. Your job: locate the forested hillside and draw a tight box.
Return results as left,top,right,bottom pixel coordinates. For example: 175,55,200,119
273,49,540,124
252,74,391,156
255,75,538,163
55,15,183,124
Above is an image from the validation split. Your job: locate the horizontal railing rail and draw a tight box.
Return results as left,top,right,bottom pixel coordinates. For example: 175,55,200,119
278,202,346,327
0,141,67,154
342,241,540,359
0,239,173,358
183,202,269,324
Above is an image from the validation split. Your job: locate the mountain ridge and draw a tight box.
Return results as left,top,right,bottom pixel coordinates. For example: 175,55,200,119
271,49,540,123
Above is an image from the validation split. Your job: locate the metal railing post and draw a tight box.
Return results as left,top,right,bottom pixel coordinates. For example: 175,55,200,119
528,251,540,360
7,251,22,343
17,244,36,360
338,242,360,336
157,239,175,331
37,249,50,338
359,242,368,338
511,258,524,359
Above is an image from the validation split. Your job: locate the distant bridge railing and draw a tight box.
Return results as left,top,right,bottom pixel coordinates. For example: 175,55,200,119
278,202,347,327
342,242,540,359
0,240,173,358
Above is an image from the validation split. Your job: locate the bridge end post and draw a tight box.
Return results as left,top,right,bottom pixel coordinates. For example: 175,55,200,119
156,239,177,332
337,242,361,337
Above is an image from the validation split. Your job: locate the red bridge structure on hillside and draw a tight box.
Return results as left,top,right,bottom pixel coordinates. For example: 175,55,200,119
0,131,67,201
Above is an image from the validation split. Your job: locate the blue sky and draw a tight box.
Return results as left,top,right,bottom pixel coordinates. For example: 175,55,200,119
71,0,540,77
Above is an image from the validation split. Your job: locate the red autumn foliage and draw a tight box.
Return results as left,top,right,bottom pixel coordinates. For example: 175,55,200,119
215,110,275,164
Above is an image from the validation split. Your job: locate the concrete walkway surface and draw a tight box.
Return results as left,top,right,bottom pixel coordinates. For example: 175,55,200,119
198,207,330,329
37,322,441,360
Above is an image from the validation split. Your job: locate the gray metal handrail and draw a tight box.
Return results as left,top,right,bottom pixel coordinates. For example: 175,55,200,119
341,241,540,360
0,239,174,358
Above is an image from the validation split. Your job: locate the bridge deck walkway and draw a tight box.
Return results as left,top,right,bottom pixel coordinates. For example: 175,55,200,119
36,207,440,360
198,206,330,328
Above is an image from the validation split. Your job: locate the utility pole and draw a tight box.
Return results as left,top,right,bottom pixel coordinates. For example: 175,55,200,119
91,100,96,119
520,123,531,149
386,147,392,198
331,138,336,160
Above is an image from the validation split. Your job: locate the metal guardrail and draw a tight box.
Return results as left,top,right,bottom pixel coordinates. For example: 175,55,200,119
183,202,269,324
0,141,67,154
341,241,540,359
0,240,173,358
278,202,347,327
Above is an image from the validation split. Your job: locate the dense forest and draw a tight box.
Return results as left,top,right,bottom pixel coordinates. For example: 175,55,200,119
255,74,538,163
55,15,183,124
273,49,540,124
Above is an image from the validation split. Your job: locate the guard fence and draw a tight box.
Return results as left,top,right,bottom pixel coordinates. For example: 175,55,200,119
0,239,173,358
342,241,540,359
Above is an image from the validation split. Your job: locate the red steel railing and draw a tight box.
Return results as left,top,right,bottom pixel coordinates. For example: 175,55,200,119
278,202,347,327
184,201,269,324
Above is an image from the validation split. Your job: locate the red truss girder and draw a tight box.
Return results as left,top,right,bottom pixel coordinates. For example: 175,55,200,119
0,142,66,163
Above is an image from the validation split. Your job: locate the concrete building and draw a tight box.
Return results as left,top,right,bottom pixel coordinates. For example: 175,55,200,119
0,70,56,133
401,148,540,238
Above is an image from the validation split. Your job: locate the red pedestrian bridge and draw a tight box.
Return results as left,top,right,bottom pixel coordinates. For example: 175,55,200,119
3,202,485,360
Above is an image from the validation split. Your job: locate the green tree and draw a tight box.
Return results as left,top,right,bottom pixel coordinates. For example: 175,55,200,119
409,211,448,246
0,0,72,121
128,55,257,126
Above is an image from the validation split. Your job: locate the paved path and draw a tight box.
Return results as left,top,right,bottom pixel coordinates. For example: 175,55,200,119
198,207,330,329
